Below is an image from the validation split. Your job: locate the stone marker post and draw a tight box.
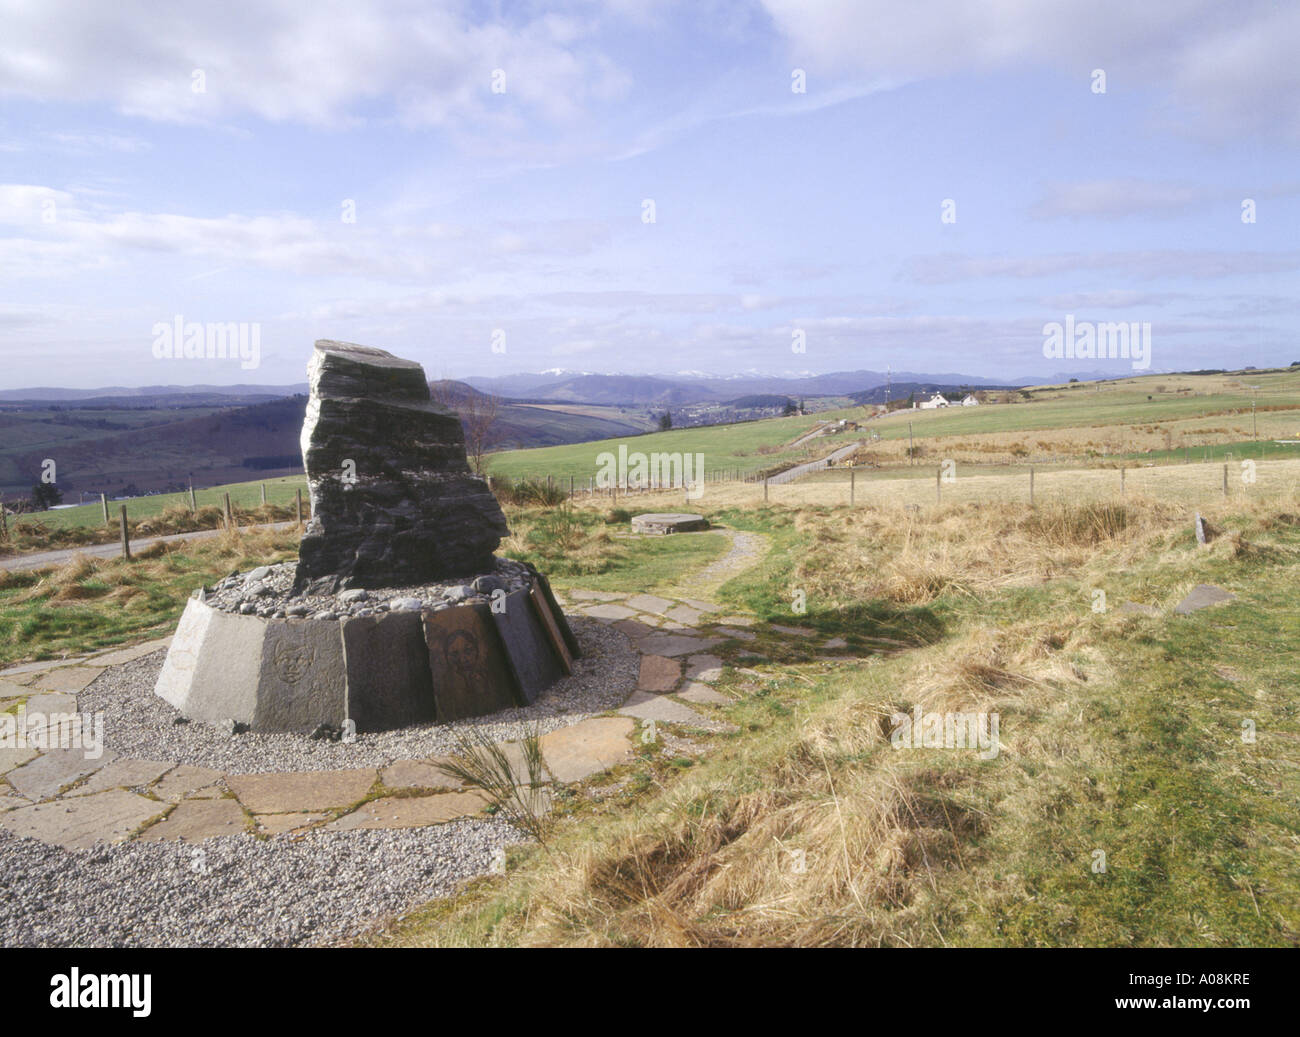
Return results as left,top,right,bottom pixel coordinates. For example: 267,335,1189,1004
189,485,197,512
119,505,130,560
260,483,267,506
223,492,234,530
101,492,109,526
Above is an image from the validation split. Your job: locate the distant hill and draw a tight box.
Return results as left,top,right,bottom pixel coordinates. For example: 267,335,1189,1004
0,384,307,403
849,382,1022,405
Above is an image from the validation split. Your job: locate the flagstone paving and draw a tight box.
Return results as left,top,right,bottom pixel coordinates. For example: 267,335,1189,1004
136,798,250,842
638,654,681,692
539,717,635,782
225,769,378,814
0,590,786,848
0,789,164,850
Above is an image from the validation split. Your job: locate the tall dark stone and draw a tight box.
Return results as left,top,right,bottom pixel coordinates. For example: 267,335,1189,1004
294,340,509,592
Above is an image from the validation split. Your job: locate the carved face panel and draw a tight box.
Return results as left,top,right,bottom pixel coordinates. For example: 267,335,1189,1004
444,629,480,672
274,639,314,683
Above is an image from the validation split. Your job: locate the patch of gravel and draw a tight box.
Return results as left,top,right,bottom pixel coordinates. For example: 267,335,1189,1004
0,819,526,947
203,557,535,620
80,617,637,772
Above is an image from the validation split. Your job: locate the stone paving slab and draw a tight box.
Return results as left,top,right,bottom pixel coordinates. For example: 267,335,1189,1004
0,789,164,850
637,634,720,658
679,599,720,613
715,615,755,627
136,798,250,842
380,758,464,791
494,741,552,785
539,717,635,783
68,758,175,798
684,654,724,682
0,680,29,700
29,666,104,694
325,790,489,831
823,637,848,649
664,605,704,626
0,747,39,776
0,794,28,813
769,624,815,636
677,681,731,705
613,618,659,639
152,764,225,803
1174,584,1236,615
87,639,171,667
226,768,378,814
714,626,757,641
584,603,638,622
255,811,326,835
619,690,710,726
0,658,83,680
20,693,78,716
626,595,675,615
638,654,681,692
567,590,626,602
6,748,118,801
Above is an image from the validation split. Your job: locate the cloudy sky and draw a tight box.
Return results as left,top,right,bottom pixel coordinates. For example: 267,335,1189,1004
1,0,1297,389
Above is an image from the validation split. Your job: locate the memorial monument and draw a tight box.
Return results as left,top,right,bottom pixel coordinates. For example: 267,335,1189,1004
153,340,579,733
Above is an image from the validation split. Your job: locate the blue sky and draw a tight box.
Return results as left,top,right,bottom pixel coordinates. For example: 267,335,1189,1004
1,0,1297,389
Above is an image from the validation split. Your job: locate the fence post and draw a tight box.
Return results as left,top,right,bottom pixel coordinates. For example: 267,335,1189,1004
1029,465,1035,506
189,484,197,512
101,492,109,526
763,477,769,503
223,492,234,530
1223,464,1228,497
936,465,941,504
850,466,855,507
1120,466,1126,496
119,505,131,560
0,503,7,542
296,488,303,527
260,483,267,506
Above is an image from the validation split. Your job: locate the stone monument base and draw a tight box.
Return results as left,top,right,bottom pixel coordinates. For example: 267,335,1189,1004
154,567,579,734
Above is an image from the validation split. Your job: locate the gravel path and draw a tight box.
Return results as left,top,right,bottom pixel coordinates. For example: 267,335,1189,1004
82,617,638,773
0,819,525,947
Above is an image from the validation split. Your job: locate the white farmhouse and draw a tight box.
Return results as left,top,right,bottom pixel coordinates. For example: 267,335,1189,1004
961,394,980,406
915,392,950,410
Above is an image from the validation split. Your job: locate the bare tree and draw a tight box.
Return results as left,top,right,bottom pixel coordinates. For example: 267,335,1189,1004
430,380,501,475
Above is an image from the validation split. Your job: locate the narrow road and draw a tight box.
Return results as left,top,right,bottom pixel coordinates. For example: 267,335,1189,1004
0,521,296,572
768,440,862,485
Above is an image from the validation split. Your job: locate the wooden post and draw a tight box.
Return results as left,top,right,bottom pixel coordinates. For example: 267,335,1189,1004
119,505,130,560
188,485,197,512
1223,464,1229,497
0,503,7,542
569,475,574,502
850,467,855,507
223,492,234,530
908,423,913,465
260,483,267,506
936,465,941,504
1120,466,1126,496
763,477,769,503
101,492,109,526
1029,465,1035,506
295,488,303,527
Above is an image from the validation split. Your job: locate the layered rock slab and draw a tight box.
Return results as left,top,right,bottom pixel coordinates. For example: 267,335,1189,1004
295,340,509,593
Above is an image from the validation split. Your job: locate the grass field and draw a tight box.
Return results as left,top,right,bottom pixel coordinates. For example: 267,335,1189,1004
372,486,1300,947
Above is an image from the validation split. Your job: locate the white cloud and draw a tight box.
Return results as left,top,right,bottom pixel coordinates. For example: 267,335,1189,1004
0,0,631,130
760,0,1300,138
